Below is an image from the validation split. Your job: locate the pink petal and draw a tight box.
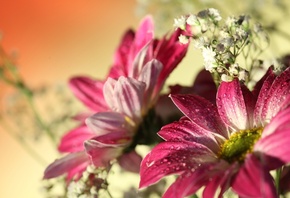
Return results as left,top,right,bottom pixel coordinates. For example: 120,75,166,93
58,125,95,153
191,69,217,103
162,167,210,198
103,77,117,110
130,42,154,78
139,141,216,188
153,28,189,94
217,79,253,130
261,107,290,138
232,154,277,198
91,131,132,145
127,16,154,72
44,151,89,180
255,67,290,125
203,162,238,198
170,94,228,138
163,161,229,198
86,112,130,137
254,127,290,164
132,15,154,58
109,29,135,78
114,77,146,119
118,150,143,173
69,77,107,111
158,117,220,153
252,66,275,99
84,138,124,167
138,59,163,105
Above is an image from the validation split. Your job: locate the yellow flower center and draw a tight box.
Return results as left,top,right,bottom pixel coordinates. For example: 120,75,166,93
219,128,263,163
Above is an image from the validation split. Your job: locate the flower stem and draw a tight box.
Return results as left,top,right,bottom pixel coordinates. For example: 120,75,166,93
275,167,282,195
1,54,56,145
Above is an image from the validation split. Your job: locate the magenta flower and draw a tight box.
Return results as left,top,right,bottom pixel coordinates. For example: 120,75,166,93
140,67,290,198
44,16,189,181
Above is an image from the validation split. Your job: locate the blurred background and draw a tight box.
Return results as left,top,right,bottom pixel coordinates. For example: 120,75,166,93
0,1,142,197
1,0,290,197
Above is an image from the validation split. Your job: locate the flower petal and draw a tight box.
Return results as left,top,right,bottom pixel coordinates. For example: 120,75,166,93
58,125,95,153
133,15,154,56
138,59,163,105
162,166,210,198
44,151,89,180
163,161,229,198
109,29,135,78
191,69,217,103
153,28,189,94
69,77,107,111
114,77,146,119
139,141,216,189
254,127,290,164
158,117,220,153
127,16,154,73
217,79,253,130
255,67,290,125
261,107,290,138
170,94,227,138
118,150,143,173
232,154,277,198
86,112,130,136
84,138,124,167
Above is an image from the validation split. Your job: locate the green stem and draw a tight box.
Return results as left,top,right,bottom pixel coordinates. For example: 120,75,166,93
1,60,56,145
275,167,282,195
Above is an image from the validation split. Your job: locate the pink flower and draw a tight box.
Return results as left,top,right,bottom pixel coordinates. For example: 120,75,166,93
140,66,290,198
44,16,189,181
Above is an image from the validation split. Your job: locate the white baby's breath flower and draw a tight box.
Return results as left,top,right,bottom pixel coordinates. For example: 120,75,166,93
193,36,208,49
221,74,233,82
208,8,222,21
238,70,249,82
178,35,189,44
174,16,187,30
202,46,216,62
236,27,248,39
229,63,239,75
226,16,236,27
202,46,217,71
186,14,199,26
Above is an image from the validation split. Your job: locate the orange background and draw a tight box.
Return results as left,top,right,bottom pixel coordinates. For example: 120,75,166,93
0,1,141,197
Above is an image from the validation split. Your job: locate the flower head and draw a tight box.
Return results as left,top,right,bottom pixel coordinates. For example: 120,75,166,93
140,66,290,197
44,15,189,181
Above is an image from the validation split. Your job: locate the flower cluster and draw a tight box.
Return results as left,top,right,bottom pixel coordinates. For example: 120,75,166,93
41,7,290,198
175,8,269,84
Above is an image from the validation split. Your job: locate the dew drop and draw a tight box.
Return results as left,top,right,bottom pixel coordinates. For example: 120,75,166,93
146,161,155,167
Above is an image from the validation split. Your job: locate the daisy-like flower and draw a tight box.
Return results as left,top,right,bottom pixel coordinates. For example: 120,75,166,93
140,66,290,198
44,15,189,181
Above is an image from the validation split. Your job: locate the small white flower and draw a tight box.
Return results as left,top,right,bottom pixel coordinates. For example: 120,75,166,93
174,16,187,30
202,47,216,63
178,35,189,44
229,63,239,75
238,70,249,82
226,16,236,27
186,14,199,26
236,27,248,38
221,74,233,82
208,8,222,21
202,47,217,71
193,36,208,49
